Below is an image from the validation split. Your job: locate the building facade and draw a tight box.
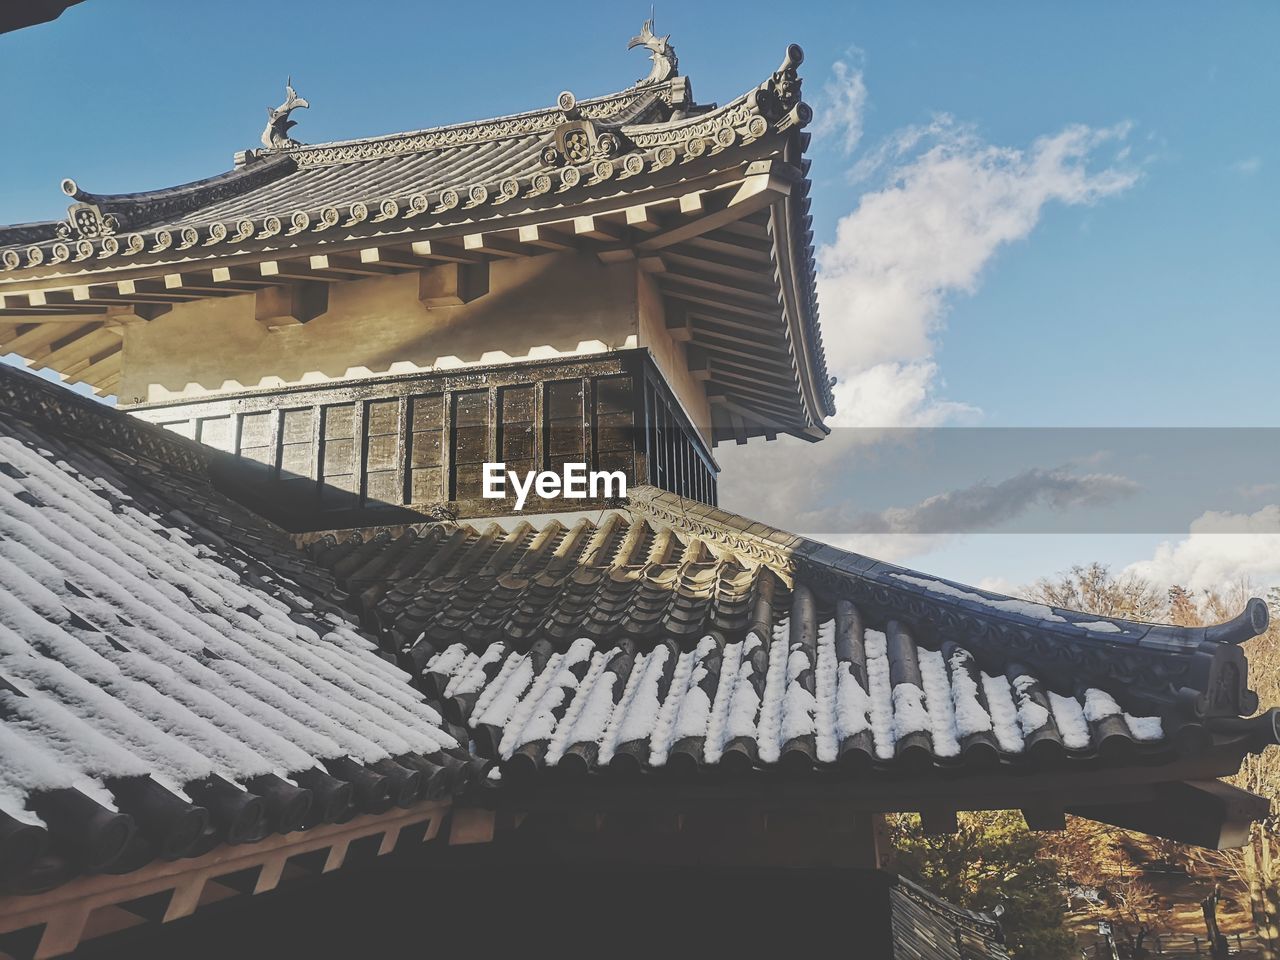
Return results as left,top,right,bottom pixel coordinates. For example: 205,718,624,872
0,23,1275,960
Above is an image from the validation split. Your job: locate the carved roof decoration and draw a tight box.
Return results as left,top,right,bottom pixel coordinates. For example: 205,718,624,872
0,48,804,277
628,17,678,87
261,78,309,150
0,42,834,431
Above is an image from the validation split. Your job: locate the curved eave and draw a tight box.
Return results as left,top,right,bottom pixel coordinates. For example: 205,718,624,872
628,486,1270,722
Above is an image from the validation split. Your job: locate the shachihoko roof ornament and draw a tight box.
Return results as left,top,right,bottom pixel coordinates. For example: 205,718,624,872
261,78,309,150
628,17,677,86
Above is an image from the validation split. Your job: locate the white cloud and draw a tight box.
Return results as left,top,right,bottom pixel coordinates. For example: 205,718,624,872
818,117,1139,427
1125,505,1280,592
719,61,1140,544
814,57,868,155
1231,156,1262,176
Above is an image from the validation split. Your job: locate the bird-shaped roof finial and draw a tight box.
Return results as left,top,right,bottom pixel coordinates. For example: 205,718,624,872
261,77,310,150
628,15,678,87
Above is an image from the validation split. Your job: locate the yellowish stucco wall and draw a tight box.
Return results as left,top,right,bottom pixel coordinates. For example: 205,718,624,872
121,253,645,404
121,251,713,446
635,267,712,440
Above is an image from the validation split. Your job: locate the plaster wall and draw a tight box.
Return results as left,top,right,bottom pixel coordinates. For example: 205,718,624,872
635,266,712,440
120,252,654,405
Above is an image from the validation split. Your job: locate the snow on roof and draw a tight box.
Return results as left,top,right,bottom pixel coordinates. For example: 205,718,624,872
422,614,1166,780
0,414,468,890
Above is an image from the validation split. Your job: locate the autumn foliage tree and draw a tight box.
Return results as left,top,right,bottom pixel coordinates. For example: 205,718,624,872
887,811,1077,959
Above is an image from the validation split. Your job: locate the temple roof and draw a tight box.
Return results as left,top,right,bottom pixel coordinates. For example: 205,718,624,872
0,42,832,440
0,368,478,899
304,491,1270,783
0,361,1274,911
0,81,688,246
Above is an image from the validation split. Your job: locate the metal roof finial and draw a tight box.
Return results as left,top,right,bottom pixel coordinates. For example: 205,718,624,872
261,77,309,150
628,14,677,87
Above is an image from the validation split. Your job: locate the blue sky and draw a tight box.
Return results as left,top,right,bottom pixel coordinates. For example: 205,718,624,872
2,1,1277,595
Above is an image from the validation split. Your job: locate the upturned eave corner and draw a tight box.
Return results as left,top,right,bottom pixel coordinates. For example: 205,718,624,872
627,485,1277,733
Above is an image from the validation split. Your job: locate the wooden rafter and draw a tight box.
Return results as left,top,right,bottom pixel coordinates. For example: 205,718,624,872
0,802,451,960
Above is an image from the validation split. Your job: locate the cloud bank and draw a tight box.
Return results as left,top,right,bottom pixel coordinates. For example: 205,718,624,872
818,115,1139,428
1126,505,1280,592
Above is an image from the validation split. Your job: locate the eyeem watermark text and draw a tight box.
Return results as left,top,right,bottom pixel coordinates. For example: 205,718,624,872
482,462,626,511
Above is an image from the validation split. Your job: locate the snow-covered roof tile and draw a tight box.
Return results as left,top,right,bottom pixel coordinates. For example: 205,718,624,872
0,401,474,896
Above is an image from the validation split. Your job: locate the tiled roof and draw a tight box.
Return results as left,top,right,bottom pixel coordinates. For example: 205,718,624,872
0,371,480,895
0,361,1274,898
891,874,1011,960
0,82,681,251
304,493,1273,783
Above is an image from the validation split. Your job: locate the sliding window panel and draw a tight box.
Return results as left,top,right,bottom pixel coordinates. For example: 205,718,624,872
451,390,490,500
407,393,445,504
544,379,585,473
320,403,358,509
363,399,401,507
594,374,635,479
499,385,536,480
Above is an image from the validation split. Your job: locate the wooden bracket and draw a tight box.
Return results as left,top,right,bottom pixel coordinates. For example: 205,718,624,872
254,281,328,330
418,261,489,308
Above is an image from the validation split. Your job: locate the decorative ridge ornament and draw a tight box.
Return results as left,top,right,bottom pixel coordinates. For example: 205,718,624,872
628,17,677,87
262,78,309,150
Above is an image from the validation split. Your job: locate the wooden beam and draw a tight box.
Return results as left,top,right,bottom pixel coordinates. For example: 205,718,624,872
625,205,665,233
115,278,202,303
0,306,107,321
67,346,122,386
707,393,796,436
574,215,625,243
3,291,107,317
30,327,120,372
683,233,773,264
2,321,101,359
664,246,773,285
639,165,794,252
212,266,279,288
463,233,525,258
679,192,706,217
259,261,343,284
690,331,795,372
410,240,488,264
359,247,425,269
164,271,251,296
664,304,692,342
517,224,577,252
698,350,797,384
658,280,777,322
254,282,329,330
686,309,781,343
661,265,778,304
309,253,399,277
101,304,168,333
0,803,449,960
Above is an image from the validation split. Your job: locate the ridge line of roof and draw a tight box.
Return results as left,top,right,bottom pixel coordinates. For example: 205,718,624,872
273,79,683,165
0,363,216,480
